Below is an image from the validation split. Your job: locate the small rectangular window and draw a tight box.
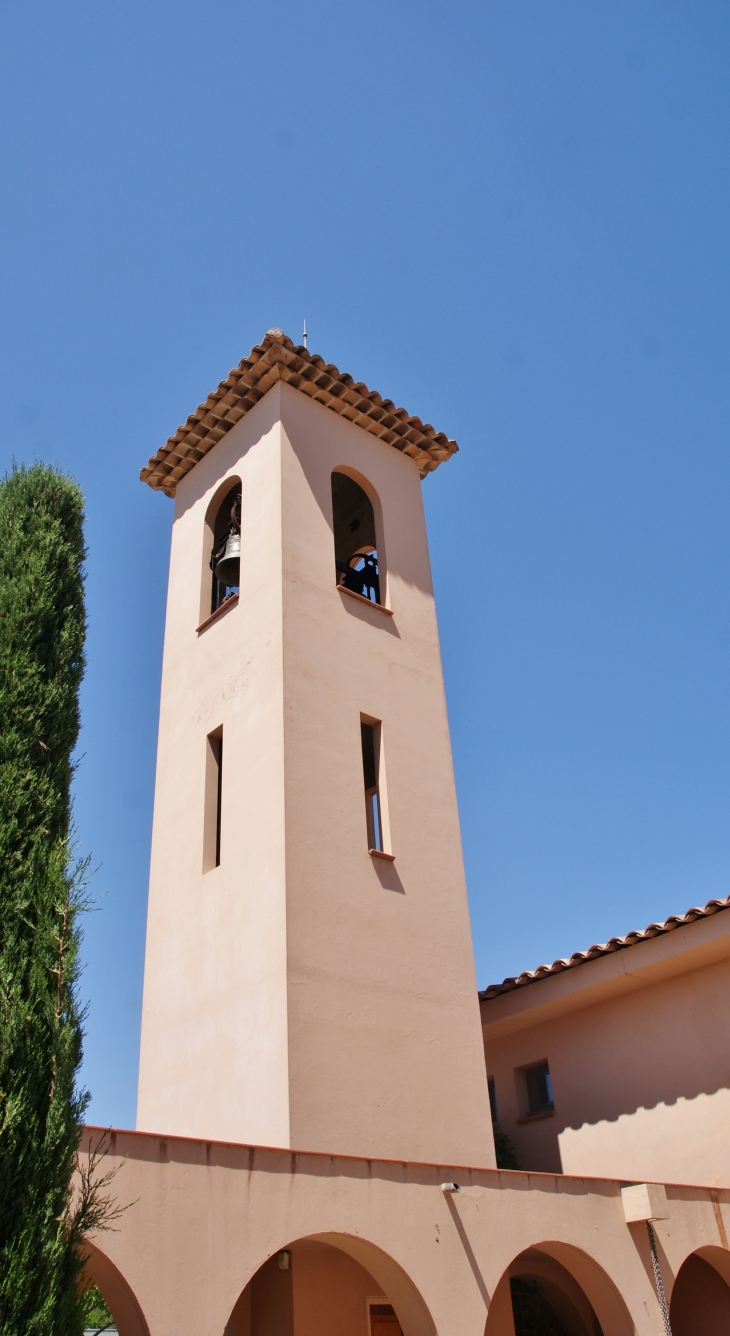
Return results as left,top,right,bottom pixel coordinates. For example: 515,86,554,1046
203,727,223,871
525,1061,554,1116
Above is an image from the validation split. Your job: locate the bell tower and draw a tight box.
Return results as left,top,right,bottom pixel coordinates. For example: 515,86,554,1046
136,330,494,1168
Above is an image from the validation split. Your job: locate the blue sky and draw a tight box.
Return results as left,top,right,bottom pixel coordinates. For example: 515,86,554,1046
2,0,729,1128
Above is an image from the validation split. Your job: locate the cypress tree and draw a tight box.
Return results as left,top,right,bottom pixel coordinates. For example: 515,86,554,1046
0,463,90,1335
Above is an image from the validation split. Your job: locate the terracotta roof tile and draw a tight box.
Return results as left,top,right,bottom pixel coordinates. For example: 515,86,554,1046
141,329,458,496
479,895,730,1002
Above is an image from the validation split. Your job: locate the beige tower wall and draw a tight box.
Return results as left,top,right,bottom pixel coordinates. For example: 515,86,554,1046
137,390,291,1147
137,382,493,1167
278,384,491,1163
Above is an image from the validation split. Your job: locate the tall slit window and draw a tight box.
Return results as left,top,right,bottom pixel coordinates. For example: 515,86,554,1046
209,484,241,613
361,720,384,853
203,727,223,871
332,472,380,605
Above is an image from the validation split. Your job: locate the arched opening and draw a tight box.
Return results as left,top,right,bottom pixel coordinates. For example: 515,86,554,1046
204,478,242,618
225,1234,435,1336
670,1247,730,1334
331,471,382,606
82,1284,116,1333
81,1243,149,1336
485,1244,632,1336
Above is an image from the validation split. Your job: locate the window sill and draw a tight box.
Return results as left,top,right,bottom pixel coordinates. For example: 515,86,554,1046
338,585,393,616
517,1109,555,1125
197,594,239,634
369,849,396,862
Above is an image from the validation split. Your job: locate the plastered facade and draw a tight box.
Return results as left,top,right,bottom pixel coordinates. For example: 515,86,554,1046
137,380,492,1167
88,338,730,1335
481,907,730,1185
81,1125,730,1336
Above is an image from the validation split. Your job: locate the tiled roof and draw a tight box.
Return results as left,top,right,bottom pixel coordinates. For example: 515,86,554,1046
140,329,458,496
479,895,730,1002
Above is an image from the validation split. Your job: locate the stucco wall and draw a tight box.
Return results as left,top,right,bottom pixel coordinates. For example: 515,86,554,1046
137,381,492,1167
483,948,730,1186
80,1126,730,1336
137,391,291,1147
277,384,492,1165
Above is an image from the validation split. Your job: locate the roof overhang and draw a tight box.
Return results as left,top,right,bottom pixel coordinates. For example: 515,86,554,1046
480,900,730,1040
141,329,458,497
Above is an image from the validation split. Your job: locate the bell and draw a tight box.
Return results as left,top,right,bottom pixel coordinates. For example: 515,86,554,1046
214,529,241,588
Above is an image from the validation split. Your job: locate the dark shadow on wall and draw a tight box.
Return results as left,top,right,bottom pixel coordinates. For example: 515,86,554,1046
670,1252,730,1335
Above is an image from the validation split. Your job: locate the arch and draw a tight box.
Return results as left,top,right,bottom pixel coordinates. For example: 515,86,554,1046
225,1231,436,1336
201,475,242,622
670,1246,730,1334
82,1241,150,1336
331,468,386,607
484,1241,634,1336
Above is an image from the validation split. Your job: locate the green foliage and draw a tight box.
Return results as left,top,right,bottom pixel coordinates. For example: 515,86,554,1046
494,1129,519,1170
80,1287,114,1333
0,464,89,1335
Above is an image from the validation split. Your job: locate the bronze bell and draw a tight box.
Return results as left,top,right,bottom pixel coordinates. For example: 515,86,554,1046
214,529,241,588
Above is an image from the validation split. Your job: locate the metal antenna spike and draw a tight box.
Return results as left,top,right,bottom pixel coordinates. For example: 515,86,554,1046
302,319,308,349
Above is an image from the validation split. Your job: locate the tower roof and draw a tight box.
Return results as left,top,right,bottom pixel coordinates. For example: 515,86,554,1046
141,329,459,496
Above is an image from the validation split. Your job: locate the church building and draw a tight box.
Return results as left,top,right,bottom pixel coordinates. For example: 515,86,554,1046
82,330,730,1336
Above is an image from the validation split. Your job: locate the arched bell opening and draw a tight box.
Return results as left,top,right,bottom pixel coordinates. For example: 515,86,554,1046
669,1246,730,1334
224,1234,436,1336
484,1243,632,1336
81,1242,150,1336
202,478,242,620
331,470,384,607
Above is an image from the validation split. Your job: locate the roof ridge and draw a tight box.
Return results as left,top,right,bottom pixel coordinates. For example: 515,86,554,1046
140,329,458,496
479,894,730,1002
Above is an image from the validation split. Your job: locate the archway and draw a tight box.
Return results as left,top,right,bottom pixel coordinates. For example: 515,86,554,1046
485,1243,633,1336
201,476,242,620
670,1246,730,1334
82,1242,150,1336
225,1233,436,1336
331,470,383,606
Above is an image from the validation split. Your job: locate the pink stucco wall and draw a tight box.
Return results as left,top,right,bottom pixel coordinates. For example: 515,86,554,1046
137,381,493,1168
125,352,730,1336
482,909,730,1185
80,1125,730,1336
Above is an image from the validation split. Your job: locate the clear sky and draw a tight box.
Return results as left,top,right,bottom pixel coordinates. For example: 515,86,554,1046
1,0,729,1129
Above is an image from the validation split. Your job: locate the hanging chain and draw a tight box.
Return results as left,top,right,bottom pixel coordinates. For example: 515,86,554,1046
646,1220,673,1335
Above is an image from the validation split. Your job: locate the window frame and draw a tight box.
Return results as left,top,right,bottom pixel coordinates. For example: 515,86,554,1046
360,714,393,860
203,726,223,872
516,1060,555,1120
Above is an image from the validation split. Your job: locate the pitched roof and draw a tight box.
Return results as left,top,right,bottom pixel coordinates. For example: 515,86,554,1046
479,894,730,1003
140,329,458,496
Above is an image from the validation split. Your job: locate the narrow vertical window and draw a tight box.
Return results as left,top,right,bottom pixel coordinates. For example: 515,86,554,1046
203,727,223,871
360,718,394,859
488,1077,499,1128
361,721,381,851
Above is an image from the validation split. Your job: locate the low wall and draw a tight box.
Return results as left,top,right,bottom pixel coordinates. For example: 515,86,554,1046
79,1125,730,1336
